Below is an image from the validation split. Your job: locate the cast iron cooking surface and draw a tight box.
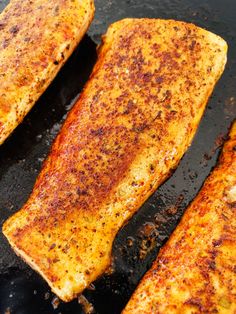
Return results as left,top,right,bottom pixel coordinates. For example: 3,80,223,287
0,0,235,313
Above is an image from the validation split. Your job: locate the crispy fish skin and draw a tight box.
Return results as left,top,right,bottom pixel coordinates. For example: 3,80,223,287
123,122,236,314
0,0,94,145
3,19,227,302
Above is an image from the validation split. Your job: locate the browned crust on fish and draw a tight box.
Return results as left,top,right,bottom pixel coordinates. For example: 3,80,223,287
3,19,227,302
0,0,94,144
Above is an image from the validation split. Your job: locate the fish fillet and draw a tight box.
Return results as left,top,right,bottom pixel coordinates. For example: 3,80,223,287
123,122,236,314
0,0,94,145
3,19,227,302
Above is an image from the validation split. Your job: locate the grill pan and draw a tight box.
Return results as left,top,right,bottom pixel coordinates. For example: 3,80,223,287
0,0,236,313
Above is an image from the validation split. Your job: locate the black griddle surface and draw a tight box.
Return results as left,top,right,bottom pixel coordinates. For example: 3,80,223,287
0,0,236,313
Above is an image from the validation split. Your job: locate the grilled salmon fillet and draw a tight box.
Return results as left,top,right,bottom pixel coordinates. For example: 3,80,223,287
3,19,227,302
0,0,94,145
123,122,236,314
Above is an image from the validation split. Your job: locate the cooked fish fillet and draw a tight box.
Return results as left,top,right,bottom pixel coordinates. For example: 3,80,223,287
3,19,227,302
123,122,236,314
0,0,94,145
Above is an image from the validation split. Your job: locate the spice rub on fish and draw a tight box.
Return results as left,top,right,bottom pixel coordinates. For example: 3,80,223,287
0,0,94,145
3,19,227,302
123,122,236,314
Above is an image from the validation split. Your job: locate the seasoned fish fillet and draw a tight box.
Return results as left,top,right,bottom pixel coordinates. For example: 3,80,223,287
0,0,94,145
3,19,227,302
123,122,236,314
